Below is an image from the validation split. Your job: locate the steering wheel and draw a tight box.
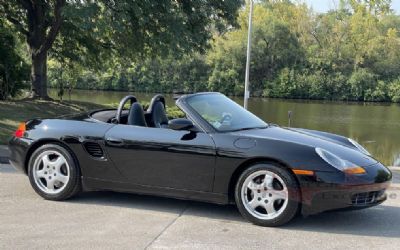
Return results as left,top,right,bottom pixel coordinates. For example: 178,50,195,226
113,95,138,124
220,112,232,125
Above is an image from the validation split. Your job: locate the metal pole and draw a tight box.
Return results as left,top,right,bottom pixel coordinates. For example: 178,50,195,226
244,0,253,110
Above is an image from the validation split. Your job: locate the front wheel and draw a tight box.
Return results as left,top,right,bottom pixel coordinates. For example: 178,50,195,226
235,163,300,227
28,144,82,200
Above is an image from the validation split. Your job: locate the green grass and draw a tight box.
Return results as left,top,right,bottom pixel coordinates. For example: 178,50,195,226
0,99,185,144
0,100,106,144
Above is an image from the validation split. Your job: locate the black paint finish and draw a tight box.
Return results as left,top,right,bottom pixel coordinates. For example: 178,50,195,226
8,93,392,215
104,125,216,191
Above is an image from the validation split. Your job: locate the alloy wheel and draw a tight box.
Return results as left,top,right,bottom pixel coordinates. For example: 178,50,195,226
32,150,70,194
241,170,289,220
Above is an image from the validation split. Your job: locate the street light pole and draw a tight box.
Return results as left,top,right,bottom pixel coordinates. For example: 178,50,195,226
244,0,254,110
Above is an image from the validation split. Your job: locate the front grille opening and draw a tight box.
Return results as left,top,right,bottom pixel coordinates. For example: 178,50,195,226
83,142,104,158
351,190,385,205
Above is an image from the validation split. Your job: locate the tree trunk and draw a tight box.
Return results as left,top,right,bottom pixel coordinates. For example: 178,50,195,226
23,0,66,100
30,52,49,99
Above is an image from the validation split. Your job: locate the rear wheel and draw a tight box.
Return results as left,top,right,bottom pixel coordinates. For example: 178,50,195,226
235,163,300,227
28,144,82,200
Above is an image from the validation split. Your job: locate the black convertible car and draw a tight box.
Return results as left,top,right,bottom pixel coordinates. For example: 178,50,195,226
9,92,392,226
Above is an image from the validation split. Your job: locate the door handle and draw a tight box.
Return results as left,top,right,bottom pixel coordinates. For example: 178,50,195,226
106,138,124,146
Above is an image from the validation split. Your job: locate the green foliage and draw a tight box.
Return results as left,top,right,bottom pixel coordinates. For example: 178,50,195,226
105,101,185,120
364,80,389,102
132,54,211,93
265,68,306,99
265,69,349,100
166,106,186,120
388,79,400,102
0,21,29,100
211,0,400,103
7,0,400,103
58,0,400,103
348,69,377,101
55,53,211,94
208,4,305,96
0,0,242,98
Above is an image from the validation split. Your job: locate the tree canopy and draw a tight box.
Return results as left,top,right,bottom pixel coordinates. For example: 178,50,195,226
0,0,242,98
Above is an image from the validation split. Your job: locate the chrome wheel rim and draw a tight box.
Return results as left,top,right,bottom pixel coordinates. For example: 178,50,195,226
241,170,289,220
33,150,70,194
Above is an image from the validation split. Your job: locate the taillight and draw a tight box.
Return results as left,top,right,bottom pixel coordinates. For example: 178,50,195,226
14,122,26,138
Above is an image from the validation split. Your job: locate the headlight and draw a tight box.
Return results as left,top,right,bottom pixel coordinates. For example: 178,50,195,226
348,138,371,156
315,148,366,174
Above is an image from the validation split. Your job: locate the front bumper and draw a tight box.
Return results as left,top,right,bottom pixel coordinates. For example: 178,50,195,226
301,182,390,216
300,162,392,216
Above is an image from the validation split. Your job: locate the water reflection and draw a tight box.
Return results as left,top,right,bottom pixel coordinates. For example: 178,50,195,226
49,89,400,166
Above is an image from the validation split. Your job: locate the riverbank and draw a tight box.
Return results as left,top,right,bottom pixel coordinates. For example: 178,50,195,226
0,100,105,144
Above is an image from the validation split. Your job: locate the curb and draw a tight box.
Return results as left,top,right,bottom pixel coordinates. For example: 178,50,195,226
0,145,10,164
389,166,400,172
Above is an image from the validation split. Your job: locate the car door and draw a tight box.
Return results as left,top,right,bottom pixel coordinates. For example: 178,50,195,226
104,125,216,192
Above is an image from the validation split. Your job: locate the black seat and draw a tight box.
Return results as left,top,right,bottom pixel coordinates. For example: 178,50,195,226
127,102,147,127
147,94,168,128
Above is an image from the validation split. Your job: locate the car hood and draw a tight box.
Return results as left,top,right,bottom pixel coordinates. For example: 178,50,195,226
231,125,378,167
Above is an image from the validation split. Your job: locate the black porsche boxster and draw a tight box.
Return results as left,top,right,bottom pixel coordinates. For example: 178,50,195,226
9,92,392,226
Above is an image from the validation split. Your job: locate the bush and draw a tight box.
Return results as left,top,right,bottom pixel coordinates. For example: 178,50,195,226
347,69,378,101
264,68,307,98
364,80,389,102
208,68,243,96
265,69,349,100
0,22,29,100
389,79,400,102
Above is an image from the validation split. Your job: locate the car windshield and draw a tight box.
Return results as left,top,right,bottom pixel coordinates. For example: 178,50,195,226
186,93,268,132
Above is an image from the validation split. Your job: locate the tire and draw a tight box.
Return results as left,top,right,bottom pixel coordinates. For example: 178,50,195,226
235,163,300,227
28,143,82,200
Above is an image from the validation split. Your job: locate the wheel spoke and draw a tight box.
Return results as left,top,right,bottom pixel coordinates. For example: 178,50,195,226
271,189,288,202
263,174,274,188
55,174,68,184
247,180,261,191
53,156,65,171
264,201,276,214
248,198,259,209
36,169,46,178
42,155,50,168
46,179,55,190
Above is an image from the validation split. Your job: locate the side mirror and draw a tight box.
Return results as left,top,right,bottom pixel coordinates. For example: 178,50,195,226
168,118,194,130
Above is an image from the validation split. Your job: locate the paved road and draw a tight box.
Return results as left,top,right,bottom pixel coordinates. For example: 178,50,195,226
1,164,399,250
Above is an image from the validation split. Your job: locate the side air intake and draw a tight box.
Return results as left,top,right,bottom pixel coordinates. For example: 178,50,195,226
83,142,104,158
